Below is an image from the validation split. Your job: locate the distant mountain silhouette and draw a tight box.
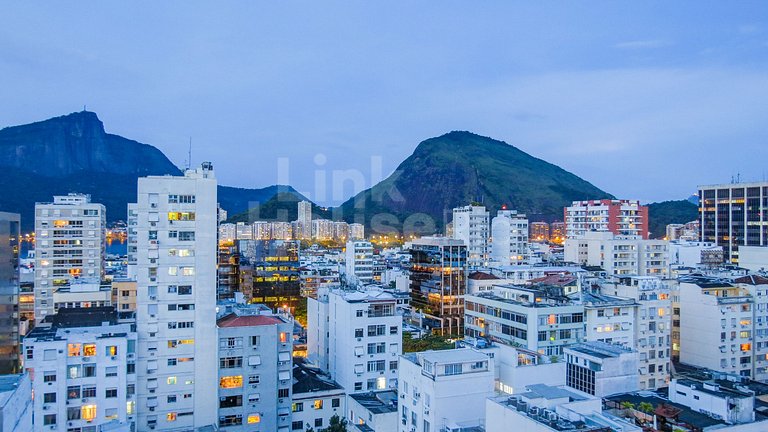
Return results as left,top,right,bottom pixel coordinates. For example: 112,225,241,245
0,111,304,230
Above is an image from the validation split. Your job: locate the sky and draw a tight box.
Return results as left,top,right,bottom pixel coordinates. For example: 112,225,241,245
1,1,768,206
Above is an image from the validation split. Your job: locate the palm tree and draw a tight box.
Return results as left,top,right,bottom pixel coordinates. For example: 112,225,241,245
638,402,654,414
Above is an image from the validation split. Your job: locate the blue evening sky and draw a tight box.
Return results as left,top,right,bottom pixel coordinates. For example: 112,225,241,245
1,2,767,205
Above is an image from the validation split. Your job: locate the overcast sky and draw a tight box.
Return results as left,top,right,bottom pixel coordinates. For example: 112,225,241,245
2,2,767,205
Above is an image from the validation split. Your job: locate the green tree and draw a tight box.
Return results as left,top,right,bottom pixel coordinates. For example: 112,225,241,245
638,402,654,414
402,332,454,353
321,415,348,432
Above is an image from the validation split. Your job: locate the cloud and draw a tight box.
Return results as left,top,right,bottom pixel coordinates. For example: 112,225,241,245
614,39,671,50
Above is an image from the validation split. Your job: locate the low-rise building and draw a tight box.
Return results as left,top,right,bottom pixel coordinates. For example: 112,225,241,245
291,358,346,432
564,342,639,398
398,348,494,432
347,390,398,432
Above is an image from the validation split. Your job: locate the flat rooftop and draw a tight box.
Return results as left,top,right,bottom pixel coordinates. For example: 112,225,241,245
406,348,489,366
567,342,633,360
349,390,399,414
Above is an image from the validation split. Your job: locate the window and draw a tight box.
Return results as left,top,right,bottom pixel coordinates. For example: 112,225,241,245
390,326,398,335
356,309,364,317
82,387,97,398
81,405,97,421
178,285,192,295
250,336,260,346
332,398,340,408
220,376,243,389
67,386,81,400
68,343,82,357
167,376,178,385
315,418,323,427
106,388,118,398
168,358,177,366
220,337,243,349
280,332,288,343
179,231,195,241
368,342,386,354
292,402,304,412
278,388,290,398
219,395,242,408
44,392,56,403
43,414,56,426
313,399,324,409
168,395,177,403
355,328,364,338
83,344,96,356
67,407,81,421
292,421,304,430
444,363,462,375
248,375,260,384
247,414,261,424
367,360,385,372
167,412,177,422
354,382,363,391
106,345,118,356
106,366,118,377
68,365,81,379
43,371,56,383
220,357,243,369
368,324,386,336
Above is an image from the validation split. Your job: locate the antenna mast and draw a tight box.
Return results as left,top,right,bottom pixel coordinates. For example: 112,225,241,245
187,137,192,170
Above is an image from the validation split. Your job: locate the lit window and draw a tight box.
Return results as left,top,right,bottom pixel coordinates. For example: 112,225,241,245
280,332,288,343
313,399,323,409
167,412,177,422
657,308,665,317
220,376,243,389
127,401,135,415
68,343,82,357
167,377,177,385
247,414,261,424
83,344,96,356
81,405,97,422
547,314,556,325
741,343,752,352
106,346,118,356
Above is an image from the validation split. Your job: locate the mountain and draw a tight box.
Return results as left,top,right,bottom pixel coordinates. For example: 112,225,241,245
0,111,303,230
338,131,614,234
226,192,331,224
647,200,699,239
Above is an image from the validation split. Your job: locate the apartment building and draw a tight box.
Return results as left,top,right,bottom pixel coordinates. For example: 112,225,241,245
564,342,639,397
580,291,638,349
130,163,219,430
345,240,374,286
34,194,106,322
0,211,20,375
291,358,345,432
0,373,33,432
464,284,584,357
564,199,648,239
699,181,768,263
409,237,467,336
398,348,494,432
490,209,529,266
23,308,137,432
238,240,301,310
216,305,294,431
564,231,668,277
308,288,402,394
601,276,671,390
451,205,489,269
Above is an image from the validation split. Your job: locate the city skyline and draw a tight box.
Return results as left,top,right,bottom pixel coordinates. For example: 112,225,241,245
2,2,767,205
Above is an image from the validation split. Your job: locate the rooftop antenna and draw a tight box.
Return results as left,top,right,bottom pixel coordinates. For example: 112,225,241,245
82,105,86,112
186,137,192,170
737,172,741,183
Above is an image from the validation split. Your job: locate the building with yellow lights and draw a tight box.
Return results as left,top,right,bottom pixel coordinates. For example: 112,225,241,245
22,307,137,431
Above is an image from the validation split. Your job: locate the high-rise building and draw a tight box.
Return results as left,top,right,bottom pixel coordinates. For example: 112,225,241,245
307,288,402,394
216,304,294,431
409,237,467,335
550,222,566,245
34,194,105,322
529,222,550,243
130,163,218,430
451,205,489,268
490,209,529,266
348,223,364,240
699,182,768,263
297,201,312,240
0,211,20,374
564,199,649,240
218,240,240,301
238,240,301,309
23,307,137,431
345,240,374,286
311,219,334,241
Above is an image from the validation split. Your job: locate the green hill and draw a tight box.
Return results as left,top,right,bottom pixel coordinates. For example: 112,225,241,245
648,200,699,239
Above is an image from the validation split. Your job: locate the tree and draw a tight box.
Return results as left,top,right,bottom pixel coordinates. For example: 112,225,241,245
402,332,454,353
321,415,348,432
638,402,654,414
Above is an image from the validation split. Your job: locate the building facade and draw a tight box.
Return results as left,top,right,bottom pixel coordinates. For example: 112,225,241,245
130,163,219,430
34,194,106,322
345,240,374,286
238,240,301,310
451,205,489,269
0,211,20,374
564,199,649,240
409,237,467,336
490,209,529,266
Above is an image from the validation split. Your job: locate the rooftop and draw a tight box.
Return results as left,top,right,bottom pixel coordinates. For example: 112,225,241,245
469,271,500,280
349,390,399,414
292,358,344,395
566,341,634,360
405,348,490,367
217,313,285,328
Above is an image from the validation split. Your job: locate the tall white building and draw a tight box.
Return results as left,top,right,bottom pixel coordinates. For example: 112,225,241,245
307,288,402,394
130,163,218,430
349,223,364,240
23,308,136,432
297,201,312,240
490,209,529,266
452,205,489,268
564,231,668,277
398,348,495,432
34,194,106,322
216,304,294,431
601,276,671,390
345,240,374,286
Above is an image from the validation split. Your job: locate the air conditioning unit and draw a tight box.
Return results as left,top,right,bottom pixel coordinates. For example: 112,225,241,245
82,398,88,402
43,405,49,410
111,356,117,360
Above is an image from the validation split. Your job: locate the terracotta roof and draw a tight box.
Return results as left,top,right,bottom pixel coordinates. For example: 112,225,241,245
733,275,768,285
530,274,577,286
217,314,284,328
468,271,498,280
